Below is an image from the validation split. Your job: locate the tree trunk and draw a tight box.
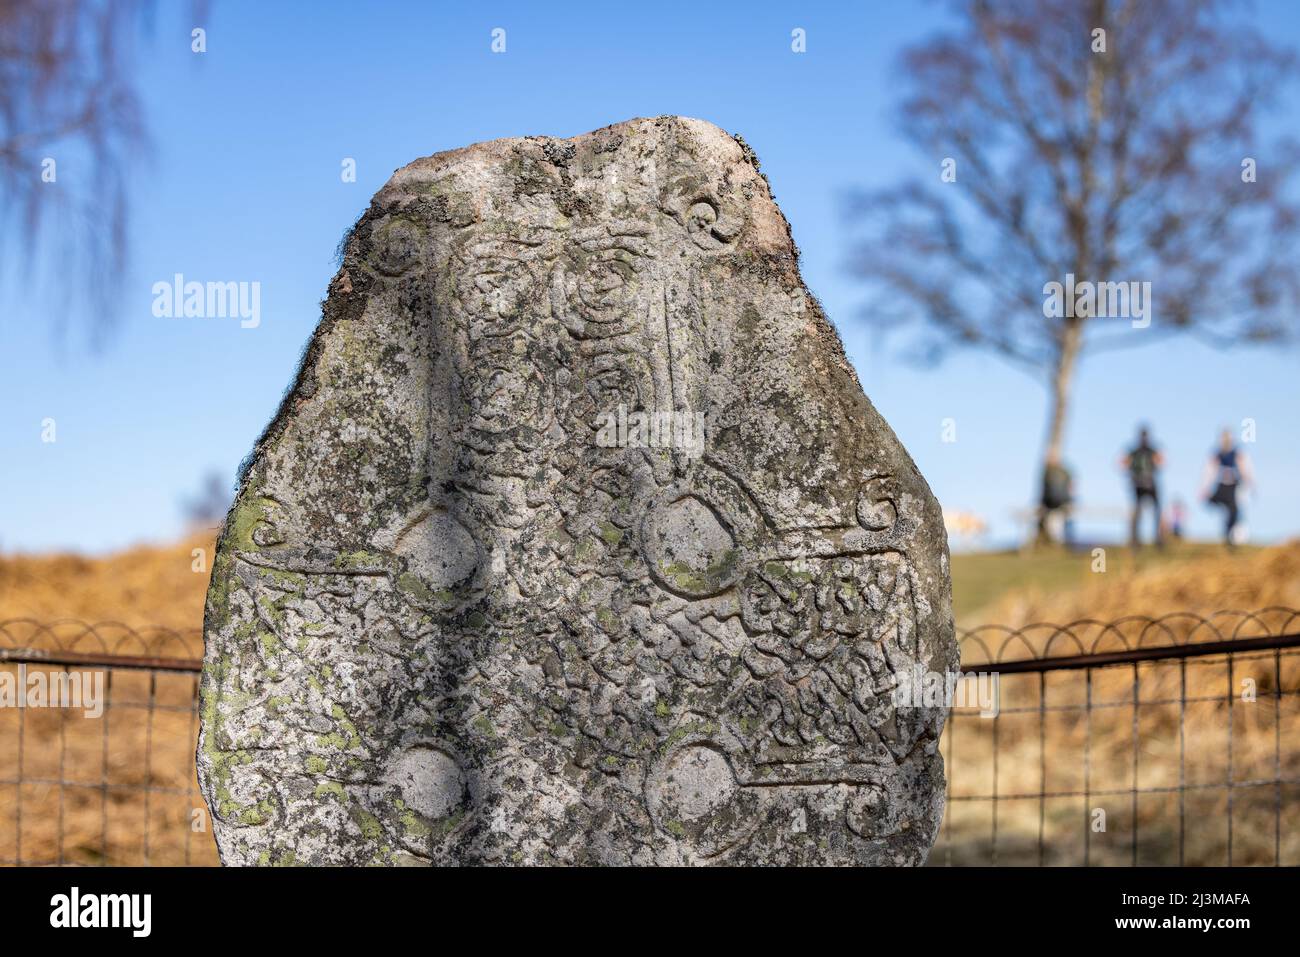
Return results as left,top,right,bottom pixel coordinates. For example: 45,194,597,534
1037,320,1084,544
1045,338,1076,465
1043,324,1083,467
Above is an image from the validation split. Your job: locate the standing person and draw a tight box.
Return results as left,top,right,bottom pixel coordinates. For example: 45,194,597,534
1121,425,1164,548
1037,452,1074,545
1201,429,1254,546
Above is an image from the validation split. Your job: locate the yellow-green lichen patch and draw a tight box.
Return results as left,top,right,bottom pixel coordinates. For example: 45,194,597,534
258,627,284,658
224,495,279,551
397,572,435,604
351,805,385,841
314,704,362,752
314,781,346,802
399,807,433,841
239,798,275,826
661,547,737,594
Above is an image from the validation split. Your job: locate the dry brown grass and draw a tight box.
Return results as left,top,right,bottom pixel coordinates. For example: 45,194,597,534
938,651,1300,866
1,534,1295,866
940,542,1300,866
0,671,216,866
0,533,217,866
0,531,217,632
976,540,1300,630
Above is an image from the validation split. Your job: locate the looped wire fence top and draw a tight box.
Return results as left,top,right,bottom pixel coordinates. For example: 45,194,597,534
0,618,203,671
956,606,1300,671
6,608,1298,671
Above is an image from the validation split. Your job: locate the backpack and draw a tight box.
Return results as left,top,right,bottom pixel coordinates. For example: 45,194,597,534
1129,444,1156,488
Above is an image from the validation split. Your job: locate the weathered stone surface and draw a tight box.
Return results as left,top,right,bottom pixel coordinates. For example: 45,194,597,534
197,116,956,866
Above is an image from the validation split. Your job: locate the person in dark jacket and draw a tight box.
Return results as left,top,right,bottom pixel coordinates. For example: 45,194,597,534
1120,425,1165,548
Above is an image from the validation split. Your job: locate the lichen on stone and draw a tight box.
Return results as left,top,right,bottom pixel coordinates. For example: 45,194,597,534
197,116,955,866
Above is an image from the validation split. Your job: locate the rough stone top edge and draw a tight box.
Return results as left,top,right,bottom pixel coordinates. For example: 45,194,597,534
381,115,759,187
369,116,797,256
360,117,860,382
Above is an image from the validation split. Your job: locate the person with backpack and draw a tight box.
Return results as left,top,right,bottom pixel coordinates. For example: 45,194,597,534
1200,429,1254,547
1120,426,1164,548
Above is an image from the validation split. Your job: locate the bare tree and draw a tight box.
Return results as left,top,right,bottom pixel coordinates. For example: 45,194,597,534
0,0,151,345
181,468,232,528
845,0,1300,494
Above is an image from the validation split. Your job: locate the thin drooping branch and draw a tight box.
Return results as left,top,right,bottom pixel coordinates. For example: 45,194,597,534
0,0,151,346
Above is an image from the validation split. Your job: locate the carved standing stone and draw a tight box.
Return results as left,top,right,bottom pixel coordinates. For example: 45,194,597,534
198,116,956,865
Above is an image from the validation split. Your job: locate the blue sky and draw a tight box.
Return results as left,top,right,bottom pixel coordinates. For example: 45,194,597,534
2,0,1298,554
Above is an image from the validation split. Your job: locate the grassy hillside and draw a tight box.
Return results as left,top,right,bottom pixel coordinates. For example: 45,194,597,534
0,533,215,636
956,541,1299,629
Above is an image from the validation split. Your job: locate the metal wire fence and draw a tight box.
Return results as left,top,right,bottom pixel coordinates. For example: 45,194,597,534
936,607,1300,866
0,619,213,866
2,610,1296,866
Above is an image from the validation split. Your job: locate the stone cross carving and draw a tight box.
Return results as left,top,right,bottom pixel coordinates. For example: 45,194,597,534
198,116,956,865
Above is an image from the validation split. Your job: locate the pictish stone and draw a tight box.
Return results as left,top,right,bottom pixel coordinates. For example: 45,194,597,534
198,116,956,866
